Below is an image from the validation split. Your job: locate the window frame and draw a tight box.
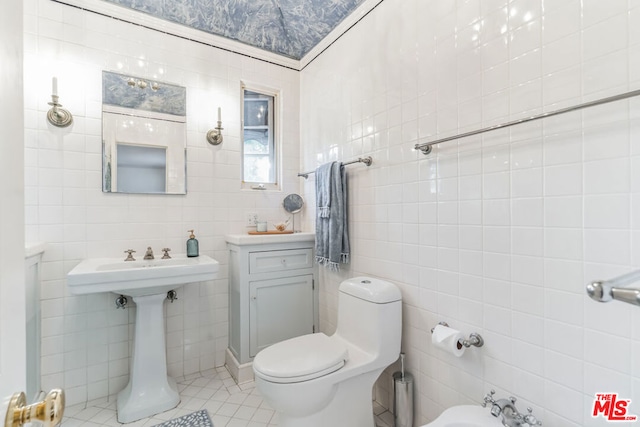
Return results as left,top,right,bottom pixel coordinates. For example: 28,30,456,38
241,81,281,191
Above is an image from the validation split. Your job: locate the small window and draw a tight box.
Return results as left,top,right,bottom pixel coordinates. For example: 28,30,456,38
242,84,280,190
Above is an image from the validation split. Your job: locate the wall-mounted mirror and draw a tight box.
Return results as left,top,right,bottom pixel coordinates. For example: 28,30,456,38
102,71,187,194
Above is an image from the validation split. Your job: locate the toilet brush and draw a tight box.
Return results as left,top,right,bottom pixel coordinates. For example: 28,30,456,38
393,353,414,427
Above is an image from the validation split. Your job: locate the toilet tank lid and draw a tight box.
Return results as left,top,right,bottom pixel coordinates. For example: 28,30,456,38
339,277,401,303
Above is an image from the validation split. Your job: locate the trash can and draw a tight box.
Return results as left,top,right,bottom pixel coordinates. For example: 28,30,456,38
393,353,414,427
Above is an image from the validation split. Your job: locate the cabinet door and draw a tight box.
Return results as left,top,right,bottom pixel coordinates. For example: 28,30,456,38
249,274,314,357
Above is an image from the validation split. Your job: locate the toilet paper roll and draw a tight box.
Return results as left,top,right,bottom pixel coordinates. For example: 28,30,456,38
431,324,465,357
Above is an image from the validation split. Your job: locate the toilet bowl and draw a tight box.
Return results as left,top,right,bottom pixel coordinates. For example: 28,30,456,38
253,277,402,427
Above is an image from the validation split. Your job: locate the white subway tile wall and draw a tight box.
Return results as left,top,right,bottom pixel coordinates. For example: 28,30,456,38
300,0,640,426
24,0,300,407
23,0,640,424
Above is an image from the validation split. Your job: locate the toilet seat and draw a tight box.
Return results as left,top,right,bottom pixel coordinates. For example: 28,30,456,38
253,333,348,384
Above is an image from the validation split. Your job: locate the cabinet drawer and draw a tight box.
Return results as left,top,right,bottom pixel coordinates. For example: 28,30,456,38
249,248,313,274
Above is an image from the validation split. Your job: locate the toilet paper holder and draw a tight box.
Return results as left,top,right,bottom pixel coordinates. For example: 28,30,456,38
430,321,484,348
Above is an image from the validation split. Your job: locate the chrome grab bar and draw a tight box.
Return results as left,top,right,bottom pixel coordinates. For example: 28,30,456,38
586,270,640,306
414,88,640,155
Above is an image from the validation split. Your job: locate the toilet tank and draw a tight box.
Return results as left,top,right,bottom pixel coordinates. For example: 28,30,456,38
339,277,402,303
335,277,402,364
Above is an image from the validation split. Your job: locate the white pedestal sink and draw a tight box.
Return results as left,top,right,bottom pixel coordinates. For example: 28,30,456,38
67,254,219,423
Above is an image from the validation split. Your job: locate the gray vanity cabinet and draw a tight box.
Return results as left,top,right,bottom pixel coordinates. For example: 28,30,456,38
226,234,318,372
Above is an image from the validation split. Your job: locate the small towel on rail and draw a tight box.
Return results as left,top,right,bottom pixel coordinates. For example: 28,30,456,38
315,161,350,271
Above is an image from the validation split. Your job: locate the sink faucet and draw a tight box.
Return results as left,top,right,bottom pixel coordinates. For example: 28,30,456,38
482,390,542,427
144,246,154,260
490,397,519,426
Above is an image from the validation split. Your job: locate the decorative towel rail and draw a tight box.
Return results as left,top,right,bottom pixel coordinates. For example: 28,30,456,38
298,156,373,179
586,270,640,307
414,89,640,155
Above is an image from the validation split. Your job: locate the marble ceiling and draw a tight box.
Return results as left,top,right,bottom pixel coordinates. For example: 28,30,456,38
103,0,366,59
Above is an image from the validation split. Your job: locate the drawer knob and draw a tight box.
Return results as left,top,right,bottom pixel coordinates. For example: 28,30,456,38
281,259,286,264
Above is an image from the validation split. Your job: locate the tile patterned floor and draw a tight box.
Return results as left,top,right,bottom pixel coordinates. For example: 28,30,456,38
61,367,394,427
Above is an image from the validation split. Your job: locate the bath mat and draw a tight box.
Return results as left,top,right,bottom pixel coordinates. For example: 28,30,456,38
152,409,213,427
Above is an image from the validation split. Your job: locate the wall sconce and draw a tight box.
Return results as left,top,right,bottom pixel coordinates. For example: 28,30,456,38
206,107,224,145
47,77,73,128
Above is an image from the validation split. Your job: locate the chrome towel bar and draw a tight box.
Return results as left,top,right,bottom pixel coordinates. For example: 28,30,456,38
415,88,640,155
298,156,373,179
586,270,640,307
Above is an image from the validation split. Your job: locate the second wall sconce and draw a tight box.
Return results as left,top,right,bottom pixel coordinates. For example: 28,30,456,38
206,107,224,145
47,77,73,128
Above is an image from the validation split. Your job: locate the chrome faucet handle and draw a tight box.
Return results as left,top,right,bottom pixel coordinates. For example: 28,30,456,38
161,248,172,259
482,390,496,407
143,246,154,260
124,249,136,261
523,407,542,426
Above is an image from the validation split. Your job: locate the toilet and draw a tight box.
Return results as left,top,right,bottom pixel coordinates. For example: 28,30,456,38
253,276,402,427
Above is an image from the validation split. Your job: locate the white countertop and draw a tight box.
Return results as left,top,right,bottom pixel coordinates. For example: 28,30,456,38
225,232,315,246
25,242,46,259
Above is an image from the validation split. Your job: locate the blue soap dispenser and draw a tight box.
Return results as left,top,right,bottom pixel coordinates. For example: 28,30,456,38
187,229,199,257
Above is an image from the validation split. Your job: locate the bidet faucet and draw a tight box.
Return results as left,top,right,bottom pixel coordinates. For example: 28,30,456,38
143,246,154,260
482,390,542,427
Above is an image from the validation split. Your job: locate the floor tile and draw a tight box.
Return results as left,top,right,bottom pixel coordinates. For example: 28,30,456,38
61,367,389,427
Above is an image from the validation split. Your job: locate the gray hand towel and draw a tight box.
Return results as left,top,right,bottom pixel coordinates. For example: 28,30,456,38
315,162,333,218
315,162,350,270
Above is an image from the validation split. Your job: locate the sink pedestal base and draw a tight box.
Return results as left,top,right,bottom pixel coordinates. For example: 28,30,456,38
117,293,179,423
